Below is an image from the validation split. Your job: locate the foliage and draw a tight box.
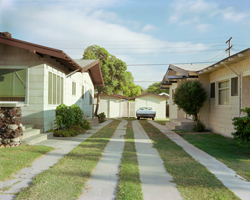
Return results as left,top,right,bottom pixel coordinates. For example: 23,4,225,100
147,82,169,94
97,112,106,123
54,104,90,137
232,107,250,147
83,45,142,114
173,80,207,121
193,120,206,132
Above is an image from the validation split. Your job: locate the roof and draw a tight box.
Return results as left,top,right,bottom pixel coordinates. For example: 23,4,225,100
74,59,104,86
129,93,169,100
0,35,104,86
94,94,129,100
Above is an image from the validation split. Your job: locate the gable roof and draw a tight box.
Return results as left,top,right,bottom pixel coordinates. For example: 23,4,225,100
0,35,104,86
129,93,169,100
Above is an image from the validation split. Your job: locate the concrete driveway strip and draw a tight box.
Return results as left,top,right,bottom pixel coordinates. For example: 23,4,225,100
0,119,113,200
149,121,250,200
79,120,127,200
132,120,183,200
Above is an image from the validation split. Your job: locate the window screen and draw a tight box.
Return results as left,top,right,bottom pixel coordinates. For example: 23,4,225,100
231,77,238,96
0,68,26,101
210,83,215,98
72,82,76,95
48,72,63,105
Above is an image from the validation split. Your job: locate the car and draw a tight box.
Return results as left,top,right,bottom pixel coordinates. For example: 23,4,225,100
136,106,156,120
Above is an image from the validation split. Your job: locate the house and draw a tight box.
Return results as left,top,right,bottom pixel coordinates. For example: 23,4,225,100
161,48,250,137
130,93,169,119
94,94,129,118
0,32,104,132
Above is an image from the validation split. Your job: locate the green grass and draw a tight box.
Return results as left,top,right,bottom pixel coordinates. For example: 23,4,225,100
0,145,54,181
174,130,250,182
116,121,143,200
139,120,240,200
15,120,120,200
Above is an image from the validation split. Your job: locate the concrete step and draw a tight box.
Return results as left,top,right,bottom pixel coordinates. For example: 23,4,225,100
166,122,181,130
22,124,34,131
171,118,194,126
22,128,42,139
21,132,53,145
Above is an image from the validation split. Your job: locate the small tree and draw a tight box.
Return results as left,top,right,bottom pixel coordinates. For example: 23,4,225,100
173,80,207,122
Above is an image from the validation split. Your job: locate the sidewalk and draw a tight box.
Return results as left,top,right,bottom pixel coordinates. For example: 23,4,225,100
0,119,112,200
132,120,183,200
149,121,250,200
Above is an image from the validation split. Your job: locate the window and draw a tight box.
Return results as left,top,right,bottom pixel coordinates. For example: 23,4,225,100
72,82,76,95
231,77,238,96
48,72,63,105
81,86,85,99
0,68,27,102
210,83,215,98
218,80,229,105
89,89,92,105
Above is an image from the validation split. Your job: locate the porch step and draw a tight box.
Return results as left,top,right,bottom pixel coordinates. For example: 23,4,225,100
21,132,53,145
21,124,53,145
166,118,194,131
166,122,181,130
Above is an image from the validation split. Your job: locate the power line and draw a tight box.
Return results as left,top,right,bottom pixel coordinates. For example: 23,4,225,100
127,61,218,66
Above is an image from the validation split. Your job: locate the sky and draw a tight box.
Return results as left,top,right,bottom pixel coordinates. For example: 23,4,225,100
1,0,250,89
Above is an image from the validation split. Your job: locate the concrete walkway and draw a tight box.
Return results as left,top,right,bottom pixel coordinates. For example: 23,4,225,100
149,121,250,200
0,119,112,200
79,120,127,200
133,120,183,200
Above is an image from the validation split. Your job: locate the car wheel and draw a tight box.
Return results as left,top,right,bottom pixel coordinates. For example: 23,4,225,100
152,117,155,120
137,117,140,120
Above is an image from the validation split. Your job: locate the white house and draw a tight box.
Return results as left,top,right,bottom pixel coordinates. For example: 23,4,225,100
0,32,104,132
161,48,250,137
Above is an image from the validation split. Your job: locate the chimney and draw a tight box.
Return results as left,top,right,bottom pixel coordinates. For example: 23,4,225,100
0,32,12,38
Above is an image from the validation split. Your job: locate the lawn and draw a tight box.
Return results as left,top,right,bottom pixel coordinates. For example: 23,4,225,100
0,145,54,182
15,120,120,200
154,118,169,125
139,120,239,200
174,129,250,182
116,121,143,200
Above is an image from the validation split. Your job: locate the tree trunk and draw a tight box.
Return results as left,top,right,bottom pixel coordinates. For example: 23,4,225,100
94,92,100,116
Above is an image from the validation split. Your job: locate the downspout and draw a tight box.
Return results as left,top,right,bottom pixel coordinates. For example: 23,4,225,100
222,63,241,117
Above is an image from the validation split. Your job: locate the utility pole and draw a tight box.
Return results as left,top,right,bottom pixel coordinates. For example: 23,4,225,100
226,37,232,57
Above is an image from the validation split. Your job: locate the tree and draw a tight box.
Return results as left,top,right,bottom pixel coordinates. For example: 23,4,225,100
82,45,141,114
173,80,207,122
123,71,142,97
147,82,169,94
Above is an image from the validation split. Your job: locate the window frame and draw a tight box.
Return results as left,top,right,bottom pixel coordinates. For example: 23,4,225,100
0,66,29,104
217,79,230,106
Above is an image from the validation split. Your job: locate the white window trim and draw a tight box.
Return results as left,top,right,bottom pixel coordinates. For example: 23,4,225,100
217,79,230,107
0,66,29,105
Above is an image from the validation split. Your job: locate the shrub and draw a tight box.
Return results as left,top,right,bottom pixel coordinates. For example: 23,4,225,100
232,107,250,147
193,120,206,132
174,80,207,121
97,112,106,123
54,104,90,137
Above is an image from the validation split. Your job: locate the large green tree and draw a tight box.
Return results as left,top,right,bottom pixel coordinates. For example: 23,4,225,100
83,45,141,114
147,82,169,94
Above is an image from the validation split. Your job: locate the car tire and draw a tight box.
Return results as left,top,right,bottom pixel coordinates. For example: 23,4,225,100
152,117,155,120
137,117,140,120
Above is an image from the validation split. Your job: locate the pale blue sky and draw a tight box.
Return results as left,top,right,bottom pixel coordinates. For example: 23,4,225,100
1,0,250,88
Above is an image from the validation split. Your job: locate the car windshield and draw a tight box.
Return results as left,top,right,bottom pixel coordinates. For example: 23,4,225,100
139,107,153,110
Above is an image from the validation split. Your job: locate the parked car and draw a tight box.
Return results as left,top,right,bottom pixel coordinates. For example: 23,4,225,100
136,106,156,120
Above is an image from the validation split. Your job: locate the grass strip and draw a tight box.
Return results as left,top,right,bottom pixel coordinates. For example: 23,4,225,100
0,145,54,181
15,120,120,200
139,120,240,200
174,130,250,181
116,121,143,200
154,118,169,125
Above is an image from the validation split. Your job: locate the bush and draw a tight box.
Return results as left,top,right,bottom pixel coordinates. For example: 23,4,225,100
232,107,250,147
193,120,206,132
53,104,90,137
97,112,106,123
174,80,207,121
